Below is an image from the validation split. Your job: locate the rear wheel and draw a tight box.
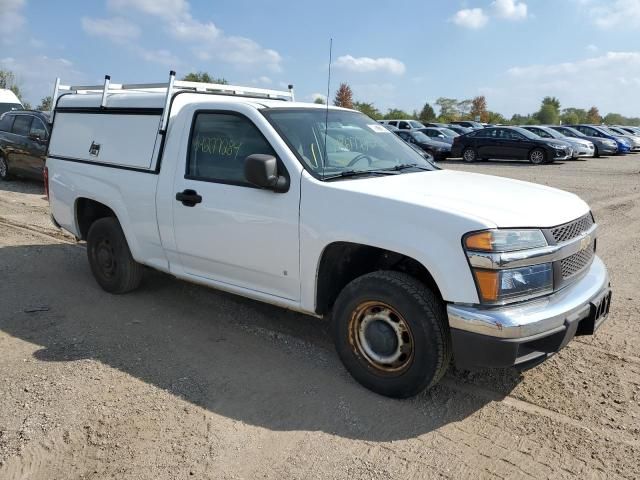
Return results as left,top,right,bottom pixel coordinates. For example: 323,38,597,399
529,148,546,165
0,155,11,180
462,148,477,163
332,271,451,398
87,217,143,294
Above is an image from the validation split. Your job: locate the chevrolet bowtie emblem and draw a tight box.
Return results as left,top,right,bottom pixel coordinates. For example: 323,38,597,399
580,234,591,251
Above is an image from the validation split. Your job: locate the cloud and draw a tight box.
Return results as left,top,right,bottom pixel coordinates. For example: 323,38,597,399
492,0,528,20
586,44,599,53
451,8,489,29
484,51,640,116
107,0,283,71
587,0,640,29
0,0,26,41
0,55,86,104
81,17,141,42
250,76,273,85
333,55,406,75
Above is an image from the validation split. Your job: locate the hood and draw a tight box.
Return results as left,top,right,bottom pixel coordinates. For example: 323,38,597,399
566,138,593,148
330,169,589,228
419,140,451,149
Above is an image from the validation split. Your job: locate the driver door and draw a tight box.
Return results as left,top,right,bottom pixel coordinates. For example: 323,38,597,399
171,110,301,301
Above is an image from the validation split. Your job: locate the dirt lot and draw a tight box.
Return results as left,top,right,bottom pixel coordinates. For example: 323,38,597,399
1,156,639,479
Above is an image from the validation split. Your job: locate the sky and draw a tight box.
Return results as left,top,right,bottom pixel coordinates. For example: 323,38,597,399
1,0,640,117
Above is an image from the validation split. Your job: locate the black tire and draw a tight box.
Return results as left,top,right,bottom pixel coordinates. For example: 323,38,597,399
593,146,600,158
87,217,143,294
529,148,546,165
462,148,477,163
331,271,451,398
0,154,11,180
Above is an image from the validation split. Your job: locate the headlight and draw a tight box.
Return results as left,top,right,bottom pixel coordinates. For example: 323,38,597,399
465,229,547,252
472,264,553,303
464,229,552,304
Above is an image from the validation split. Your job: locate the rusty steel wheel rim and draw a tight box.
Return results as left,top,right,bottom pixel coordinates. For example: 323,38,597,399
348,301,414,374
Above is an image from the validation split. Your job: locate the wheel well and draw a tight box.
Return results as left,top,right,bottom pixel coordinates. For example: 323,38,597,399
76,198,116,240
315,242,442,316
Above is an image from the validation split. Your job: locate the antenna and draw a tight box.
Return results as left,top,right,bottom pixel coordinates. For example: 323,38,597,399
323,38,333,179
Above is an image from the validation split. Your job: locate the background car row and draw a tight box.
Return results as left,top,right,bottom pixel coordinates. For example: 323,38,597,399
379,118,640,164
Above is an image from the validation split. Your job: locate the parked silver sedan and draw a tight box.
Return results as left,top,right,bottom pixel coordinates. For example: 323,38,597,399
522,126,595,158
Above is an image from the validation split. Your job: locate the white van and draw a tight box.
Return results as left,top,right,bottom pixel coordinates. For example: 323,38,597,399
0,89,23,116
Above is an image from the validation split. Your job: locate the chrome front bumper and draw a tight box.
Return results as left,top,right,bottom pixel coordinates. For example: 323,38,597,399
447,256,611,369
448,256,610,339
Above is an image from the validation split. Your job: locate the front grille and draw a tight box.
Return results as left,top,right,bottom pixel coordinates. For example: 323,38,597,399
551,213,594,243
561,243,595,279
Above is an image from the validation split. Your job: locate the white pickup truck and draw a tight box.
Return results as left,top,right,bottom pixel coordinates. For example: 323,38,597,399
45,73,612,398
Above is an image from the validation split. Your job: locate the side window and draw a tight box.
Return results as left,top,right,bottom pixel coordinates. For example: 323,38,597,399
0,114,14,132
399,121,410,129
29,117,48,139
188,113,277,185
12,115,33,136
388,121,398,127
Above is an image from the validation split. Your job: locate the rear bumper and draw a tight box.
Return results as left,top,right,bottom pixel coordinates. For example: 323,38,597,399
447,256,611,369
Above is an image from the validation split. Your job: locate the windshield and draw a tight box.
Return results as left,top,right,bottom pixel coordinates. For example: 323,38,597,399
263,109,436,178
538,127,564,139
0,103,23,115
411,131,431,142
556,126,584,137
409,121,424,128
439,128,458,137
512,127,539,139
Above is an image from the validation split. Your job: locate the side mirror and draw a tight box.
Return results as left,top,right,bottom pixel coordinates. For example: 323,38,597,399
244,154,289,193
437,134,445,138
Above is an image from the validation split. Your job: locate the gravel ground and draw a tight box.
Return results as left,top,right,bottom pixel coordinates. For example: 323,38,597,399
0,155,639,479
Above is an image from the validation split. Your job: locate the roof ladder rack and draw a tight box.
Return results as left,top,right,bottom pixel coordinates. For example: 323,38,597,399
50,70,296,127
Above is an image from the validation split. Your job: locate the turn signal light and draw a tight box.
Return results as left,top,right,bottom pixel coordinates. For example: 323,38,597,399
465,231,493,251
472,270,499,302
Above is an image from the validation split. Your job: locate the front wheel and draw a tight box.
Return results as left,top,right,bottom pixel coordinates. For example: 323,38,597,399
87,217,143,294
332,271,451,398
0,155,11,180
529,148,547,165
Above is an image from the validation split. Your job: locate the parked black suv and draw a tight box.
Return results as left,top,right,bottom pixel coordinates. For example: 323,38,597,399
0,110,50,181
451,126,573,164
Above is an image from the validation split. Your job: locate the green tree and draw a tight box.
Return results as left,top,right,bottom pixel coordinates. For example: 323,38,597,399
511,113,535,125
541,96,561,112
353,101,381,119
313,97,326,105
561,108,587,124
486,111,507,124
383,108,412,120
457,99,473,119
470,96,489,123
603,113,625,125
37,96,52,111
435,97,459,122
418,102,436,122
536,104,560,124
0,69,27,104
585,106,601,124
333,82,354,109
182,72,228,85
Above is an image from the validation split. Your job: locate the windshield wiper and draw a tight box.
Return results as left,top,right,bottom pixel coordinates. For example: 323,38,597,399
322,169,400,181
385,163,432,171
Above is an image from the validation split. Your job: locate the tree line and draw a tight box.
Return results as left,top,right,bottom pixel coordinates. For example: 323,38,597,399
2,69,639,126
328,81,640,127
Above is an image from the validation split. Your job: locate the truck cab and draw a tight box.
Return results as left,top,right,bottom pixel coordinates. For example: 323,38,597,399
45,73,612,398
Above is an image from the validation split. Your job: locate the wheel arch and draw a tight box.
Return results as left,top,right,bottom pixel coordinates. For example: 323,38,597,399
314,241,443,316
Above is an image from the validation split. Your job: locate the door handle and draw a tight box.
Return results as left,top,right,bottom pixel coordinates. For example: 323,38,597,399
176,189,202,207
